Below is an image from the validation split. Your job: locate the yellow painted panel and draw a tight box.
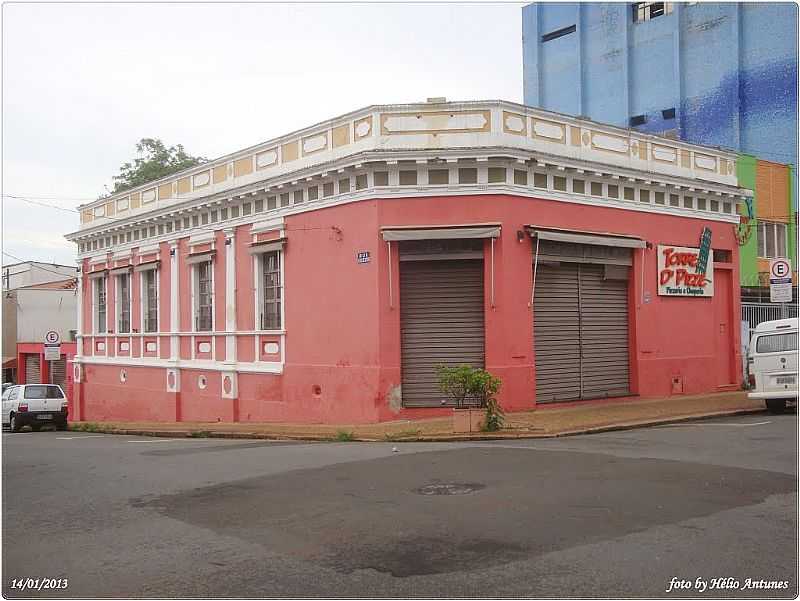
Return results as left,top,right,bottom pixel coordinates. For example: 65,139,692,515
282,141,299,162
177,177,191,195
754,160,790,222
130,193,141,209
234,156,253,177
680,150,690,169
81,210,93,223
569,126,581,147
332,124,350,148
213,164,228,184
105,201,116,217
158,183,172,200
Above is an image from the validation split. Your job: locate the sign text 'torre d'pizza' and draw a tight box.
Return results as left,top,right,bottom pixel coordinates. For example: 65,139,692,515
657,245,714,297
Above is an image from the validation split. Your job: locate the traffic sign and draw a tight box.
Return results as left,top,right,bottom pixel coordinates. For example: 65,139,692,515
769,258,793,303
44,330,60,345
44,345,61,361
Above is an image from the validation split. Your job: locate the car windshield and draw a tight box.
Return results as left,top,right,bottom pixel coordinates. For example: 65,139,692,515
23,385,64,399
755,332,798,354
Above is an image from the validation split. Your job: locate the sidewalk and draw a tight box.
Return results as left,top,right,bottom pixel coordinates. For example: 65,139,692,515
69,391,766,441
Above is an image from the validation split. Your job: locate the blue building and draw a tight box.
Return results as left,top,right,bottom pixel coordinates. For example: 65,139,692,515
522,2,798,191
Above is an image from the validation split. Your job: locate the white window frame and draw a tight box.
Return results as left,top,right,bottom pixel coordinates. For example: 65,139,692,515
140,268,160,334
93,276,107,335
758,221,788,259
254,250,284,332
192,260,215,333
116,272,132,334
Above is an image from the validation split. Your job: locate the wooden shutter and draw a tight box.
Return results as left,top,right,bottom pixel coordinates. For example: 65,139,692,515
400,260,485,407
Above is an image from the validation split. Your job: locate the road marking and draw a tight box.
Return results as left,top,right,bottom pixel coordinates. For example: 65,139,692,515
126,439,181,443
658,421,772,428
56,436,105,440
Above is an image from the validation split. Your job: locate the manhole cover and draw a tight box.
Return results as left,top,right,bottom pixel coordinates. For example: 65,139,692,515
414,482,485,496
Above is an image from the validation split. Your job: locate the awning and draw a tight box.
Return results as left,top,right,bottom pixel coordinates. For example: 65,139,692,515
186,250,216,265
109,266,132,276
87,269,108,280
248,238,286,255
381,224,501,242
2,358,17,370
134,260,161,272
526,226,646,249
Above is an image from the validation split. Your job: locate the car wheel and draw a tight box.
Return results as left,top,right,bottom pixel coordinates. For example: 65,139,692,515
10,414,22,433
766,399,787,414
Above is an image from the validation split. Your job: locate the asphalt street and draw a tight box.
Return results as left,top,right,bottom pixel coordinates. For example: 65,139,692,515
2,414,797,598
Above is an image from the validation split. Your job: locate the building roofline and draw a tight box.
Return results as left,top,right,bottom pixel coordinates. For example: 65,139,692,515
76,99,744,213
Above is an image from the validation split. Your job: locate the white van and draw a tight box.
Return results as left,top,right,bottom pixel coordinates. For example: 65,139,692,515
747,318,798,414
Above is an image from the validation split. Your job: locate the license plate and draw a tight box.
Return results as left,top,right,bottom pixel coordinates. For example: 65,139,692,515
36,414,53,420
776,376,796,385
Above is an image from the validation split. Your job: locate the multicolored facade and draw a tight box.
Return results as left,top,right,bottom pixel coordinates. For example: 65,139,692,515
736,156,797,294
65,100,749,424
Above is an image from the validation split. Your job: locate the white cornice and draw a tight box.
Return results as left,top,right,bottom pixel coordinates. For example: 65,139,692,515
73,100,743,223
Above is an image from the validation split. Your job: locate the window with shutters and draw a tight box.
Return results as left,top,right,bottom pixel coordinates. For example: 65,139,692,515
758,221,788,259
95,277,107,334
142,270,158,333
258,251,282,330
117,273,131,333
195,261,214,332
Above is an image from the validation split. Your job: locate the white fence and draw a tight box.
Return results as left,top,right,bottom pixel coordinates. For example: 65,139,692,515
741,302,798,333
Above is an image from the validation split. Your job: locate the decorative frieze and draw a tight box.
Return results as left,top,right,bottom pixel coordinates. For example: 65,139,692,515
70,100,743,239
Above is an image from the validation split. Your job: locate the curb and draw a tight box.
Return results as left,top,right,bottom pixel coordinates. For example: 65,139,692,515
68,406,767,443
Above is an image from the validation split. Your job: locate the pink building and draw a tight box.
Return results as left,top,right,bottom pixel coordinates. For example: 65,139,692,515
65,100,749,424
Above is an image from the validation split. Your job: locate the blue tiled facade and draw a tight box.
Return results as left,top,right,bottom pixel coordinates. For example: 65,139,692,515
522,2,798,207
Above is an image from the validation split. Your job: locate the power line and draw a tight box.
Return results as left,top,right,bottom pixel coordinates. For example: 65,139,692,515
1,251,78,278
3,195,80,213
4,193,99,201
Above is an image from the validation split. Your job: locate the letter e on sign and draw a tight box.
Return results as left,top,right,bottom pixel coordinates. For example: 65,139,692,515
44,330,60,345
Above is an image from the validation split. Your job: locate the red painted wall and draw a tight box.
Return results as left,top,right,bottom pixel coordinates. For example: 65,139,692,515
75,193,741,424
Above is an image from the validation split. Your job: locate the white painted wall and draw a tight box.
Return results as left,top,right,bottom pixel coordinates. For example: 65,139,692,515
2,262,76,290
13,289,77,343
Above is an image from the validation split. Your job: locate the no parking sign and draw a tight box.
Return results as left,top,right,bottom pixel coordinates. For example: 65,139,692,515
769,258,792,303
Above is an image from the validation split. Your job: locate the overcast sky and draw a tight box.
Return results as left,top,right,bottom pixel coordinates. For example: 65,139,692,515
2,1,524,267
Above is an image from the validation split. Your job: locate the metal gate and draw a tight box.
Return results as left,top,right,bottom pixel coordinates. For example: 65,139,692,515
400,259,485,406
742,302,798,332
25,354,41,384
49,357,66,390
534,262,630,402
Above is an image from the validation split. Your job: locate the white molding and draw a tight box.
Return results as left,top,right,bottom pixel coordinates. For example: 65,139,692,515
75,355,283,374
74,166,742,260
137,243,160,255
189,231,215,246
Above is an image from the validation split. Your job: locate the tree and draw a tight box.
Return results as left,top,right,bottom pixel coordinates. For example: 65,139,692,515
110,138,207,194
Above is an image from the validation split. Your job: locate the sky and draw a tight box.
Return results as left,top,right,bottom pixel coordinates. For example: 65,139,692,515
2,1,525,267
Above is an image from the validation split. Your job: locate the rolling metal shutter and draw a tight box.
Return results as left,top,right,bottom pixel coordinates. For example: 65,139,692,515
533,263,581,402
400,259,485,407
579,264,630,399
49,357,67,390
25,355,41,384
533,262,630,402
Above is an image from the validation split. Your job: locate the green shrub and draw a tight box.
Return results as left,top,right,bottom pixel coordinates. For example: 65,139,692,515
437,364,504,431
334,430,355,442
